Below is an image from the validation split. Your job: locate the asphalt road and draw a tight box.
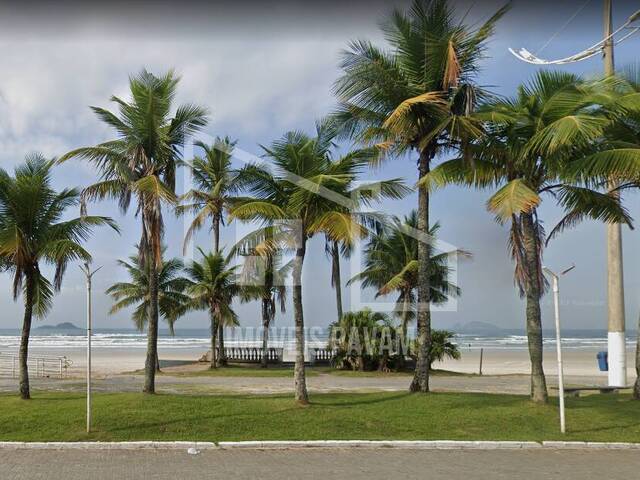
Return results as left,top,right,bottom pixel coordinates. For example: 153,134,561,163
2,448,640,480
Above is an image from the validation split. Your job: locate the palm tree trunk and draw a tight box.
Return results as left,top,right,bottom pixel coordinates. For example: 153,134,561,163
261,305,270,369
293,239,309,404
212,213,226,368
410,149,432,393
210,308,218,369
19,271,35,400
398,292,410,370
261,254,275,369
155,352,161,373
213,213,220,253
217,322,226,367
331,241,344,322
633,311,640,400
143,254,160,394
520,212,548,403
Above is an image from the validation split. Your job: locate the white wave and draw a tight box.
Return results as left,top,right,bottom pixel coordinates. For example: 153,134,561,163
0,331,634,351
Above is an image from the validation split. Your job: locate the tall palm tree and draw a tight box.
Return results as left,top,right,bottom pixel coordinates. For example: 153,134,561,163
236,241,291,368
178,136,240,366
0,154,117,399
230,122,407,403
179,136,239,252
349,211,464,368
563,66,640,400
106,249,191,370
333,0,509,392
423,71,633,402
60,70,208,393
324,171,411,324
326,239,347,323
184,249,239,369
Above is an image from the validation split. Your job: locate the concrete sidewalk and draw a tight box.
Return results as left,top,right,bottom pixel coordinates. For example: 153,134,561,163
0,372,603,396
2,448,640,479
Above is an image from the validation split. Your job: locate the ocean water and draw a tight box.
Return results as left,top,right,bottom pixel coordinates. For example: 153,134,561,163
455,334,637,350
0,328,636,351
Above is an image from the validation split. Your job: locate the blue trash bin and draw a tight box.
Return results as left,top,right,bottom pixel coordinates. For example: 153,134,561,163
597,351,608,372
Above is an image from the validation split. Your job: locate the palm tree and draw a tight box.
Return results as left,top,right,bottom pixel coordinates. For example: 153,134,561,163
60,70,208,393
184,249,239,369
106,248,191,370
230,121,407,402
328,309,393,371
423,71,633,402
326,239,347,323
178,136,240,366
179,137,239,252
409,330,460,368
333,0,509,392
324,171,411,325
0,154,117,399
348,211,464,368
563,66,640,400
236,242,291,368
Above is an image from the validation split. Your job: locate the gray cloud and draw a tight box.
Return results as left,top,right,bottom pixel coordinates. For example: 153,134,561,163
0,0,638,332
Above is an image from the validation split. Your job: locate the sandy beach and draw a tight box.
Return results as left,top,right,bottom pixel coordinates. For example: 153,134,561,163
19,345,636,385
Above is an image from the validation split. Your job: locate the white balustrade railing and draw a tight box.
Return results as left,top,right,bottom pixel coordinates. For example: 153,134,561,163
0,352,72,379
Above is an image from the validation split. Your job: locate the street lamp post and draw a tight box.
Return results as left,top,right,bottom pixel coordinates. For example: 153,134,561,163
80,262,102,434
543,265,575,434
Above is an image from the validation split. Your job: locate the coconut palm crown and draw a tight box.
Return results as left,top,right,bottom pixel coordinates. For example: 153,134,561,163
184,248,239,369
178,136,240,253
349,211,465,364
106,248,191,335
0,154,117,399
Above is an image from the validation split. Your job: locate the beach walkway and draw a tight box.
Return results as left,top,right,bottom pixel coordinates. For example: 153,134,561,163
2,448,639,479
0,372,610,396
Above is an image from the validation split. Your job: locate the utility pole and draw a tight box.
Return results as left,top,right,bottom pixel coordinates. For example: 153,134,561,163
603,0,627,388
508,0,640,388
80,262,102,434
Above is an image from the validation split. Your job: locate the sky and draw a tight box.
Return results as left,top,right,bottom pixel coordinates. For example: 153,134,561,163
0,0,638,332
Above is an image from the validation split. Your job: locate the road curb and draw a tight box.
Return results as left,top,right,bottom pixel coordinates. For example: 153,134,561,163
542,441,640,450
217,440,541,449
0,441,217,450
1,440,640,450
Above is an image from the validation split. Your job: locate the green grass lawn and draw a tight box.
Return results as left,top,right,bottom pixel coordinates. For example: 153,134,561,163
1,391,639,442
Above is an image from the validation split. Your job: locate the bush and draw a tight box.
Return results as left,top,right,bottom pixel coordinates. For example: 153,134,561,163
409,330,461,367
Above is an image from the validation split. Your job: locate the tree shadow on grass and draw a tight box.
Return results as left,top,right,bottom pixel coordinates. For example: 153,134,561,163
28,394,86,402
104,404,308,434
567,422,640,435
312,392,413,407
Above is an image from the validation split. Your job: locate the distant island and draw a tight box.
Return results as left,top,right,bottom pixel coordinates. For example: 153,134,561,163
34,322,83,332
451,321,508,336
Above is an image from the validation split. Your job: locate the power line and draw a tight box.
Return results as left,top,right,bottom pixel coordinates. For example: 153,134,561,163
510,7,640,65
536,0,592,55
